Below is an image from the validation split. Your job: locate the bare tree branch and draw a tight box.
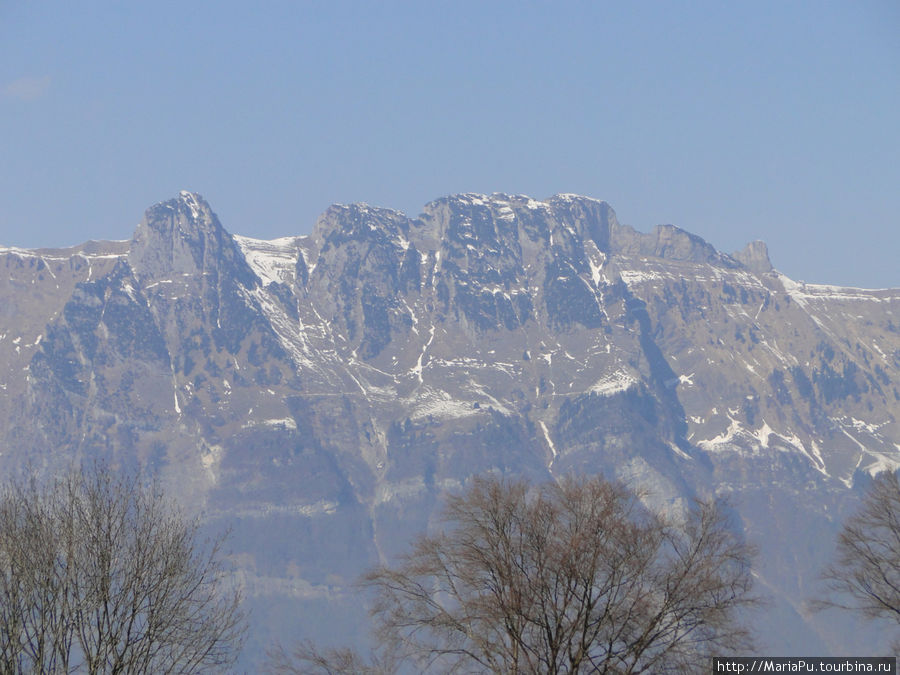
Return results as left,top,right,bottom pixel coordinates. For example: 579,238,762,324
817,470,900,651
0,463,247,673
273,474,758,674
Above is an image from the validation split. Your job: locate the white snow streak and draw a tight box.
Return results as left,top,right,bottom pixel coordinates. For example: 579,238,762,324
590,371,636,396
234,235,303,286
411,324,436,384
539,421,558,469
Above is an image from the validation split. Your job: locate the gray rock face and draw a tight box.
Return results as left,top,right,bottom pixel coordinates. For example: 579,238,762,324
1,191,899,664
734,240,774,275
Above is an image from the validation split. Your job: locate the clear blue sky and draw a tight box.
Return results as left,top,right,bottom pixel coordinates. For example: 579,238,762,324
2,1,898,287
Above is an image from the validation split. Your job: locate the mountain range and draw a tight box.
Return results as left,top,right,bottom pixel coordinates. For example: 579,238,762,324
2,191,898,663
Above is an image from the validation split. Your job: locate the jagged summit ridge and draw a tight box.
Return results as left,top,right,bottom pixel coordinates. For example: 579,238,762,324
274,191,768,281
128,191,257,286
0,190,784,284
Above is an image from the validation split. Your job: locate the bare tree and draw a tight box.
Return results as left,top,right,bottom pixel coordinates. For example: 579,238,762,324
0,477,71,673
267,640,400,675
272,475,757,674
0,464,246,674
819,470,900,650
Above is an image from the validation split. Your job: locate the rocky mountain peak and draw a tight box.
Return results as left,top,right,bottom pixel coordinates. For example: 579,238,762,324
416,193,526,256
414,192,618,256
127,191,256,286
733,240,773,275
311,203,411,254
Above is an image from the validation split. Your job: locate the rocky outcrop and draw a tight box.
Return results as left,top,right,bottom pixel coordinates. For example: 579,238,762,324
129,191,257,286
734,240,774,275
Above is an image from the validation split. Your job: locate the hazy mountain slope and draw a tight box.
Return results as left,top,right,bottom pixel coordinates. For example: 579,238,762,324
1,191,898,662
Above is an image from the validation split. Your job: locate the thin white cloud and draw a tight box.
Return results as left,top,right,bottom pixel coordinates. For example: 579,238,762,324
3,76,51,101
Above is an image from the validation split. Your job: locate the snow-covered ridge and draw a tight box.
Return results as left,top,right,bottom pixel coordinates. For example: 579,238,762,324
441,192,608,211
616,257,768,287
233,235,305,286
697,418,831,477
778,273,900,304
549,192,607,205
0,244,128,261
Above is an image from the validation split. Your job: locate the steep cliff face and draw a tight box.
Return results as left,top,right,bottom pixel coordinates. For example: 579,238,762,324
2,191,899,662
